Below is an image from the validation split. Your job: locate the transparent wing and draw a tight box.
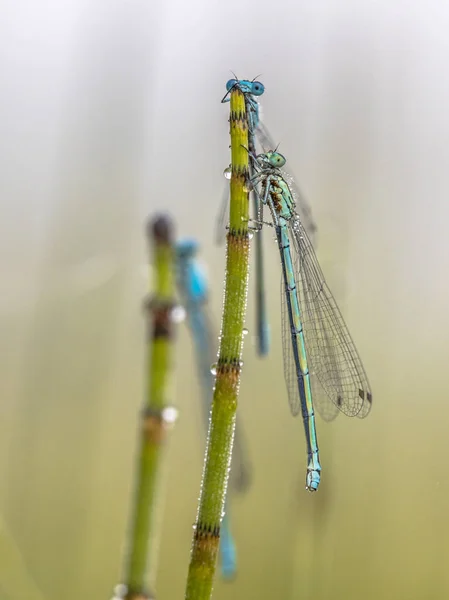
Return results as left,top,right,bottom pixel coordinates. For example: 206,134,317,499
279,239,339,421
310,327,341,422
288,217,372,419
282,169,318,247
311,374,340,422
256,121,318,245
280,269,302,417
230,421,252,493
255,120,277,153
216,160,261,247
215,185,229,246
183,287,253,492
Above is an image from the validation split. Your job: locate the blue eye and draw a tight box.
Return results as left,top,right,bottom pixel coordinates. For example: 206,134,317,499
226,79,238,91
176,238,198,257
269,152,286,168
251,81,265,96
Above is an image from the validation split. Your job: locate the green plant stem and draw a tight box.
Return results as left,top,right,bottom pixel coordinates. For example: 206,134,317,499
184,87,250,599
123,215,176,600
0,516,46,600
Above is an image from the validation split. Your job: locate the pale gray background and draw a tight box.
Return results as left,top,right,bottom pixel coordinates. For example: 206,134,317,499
1,1,448,599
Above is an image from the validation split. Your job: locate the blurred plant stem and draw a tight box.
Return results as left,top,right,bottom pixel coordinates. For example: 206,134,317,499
0,516,46,599
120,215,178,600
184,86,251,599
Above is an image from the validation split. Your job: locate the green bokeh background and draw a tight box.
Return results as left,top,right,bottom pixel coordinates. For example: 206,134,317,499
1,1,448,599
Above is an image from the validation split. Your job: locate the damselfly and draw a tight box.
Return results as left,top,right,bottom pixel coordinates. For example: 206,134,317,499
249,150,372,491
219,78,319,358
175,239,251,578
220,78,270,357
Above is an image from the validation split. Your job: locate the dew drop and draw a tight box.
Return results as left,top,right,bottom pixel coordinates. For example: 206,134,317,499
113,584,127,598
223,166,232,180
162,405,179,424
243,180,253,192
239,360,244,367
210,363,218,375
248,231,254,240
171,305,186,323
242,328,249,336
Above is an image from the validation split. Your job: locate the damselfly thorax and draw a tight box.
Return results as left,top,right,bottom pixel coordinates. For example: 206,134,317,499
260,173,297,224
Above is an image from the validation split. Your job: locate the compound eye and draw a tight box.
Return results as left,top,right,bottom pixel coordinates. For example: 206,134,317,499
269,152,286,168
176,239,198,257
251,81,265,96
226,79,238,91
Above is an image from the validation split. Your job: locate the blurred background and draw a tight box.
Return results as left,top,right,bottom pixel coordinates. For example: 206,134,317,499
1,1,449,598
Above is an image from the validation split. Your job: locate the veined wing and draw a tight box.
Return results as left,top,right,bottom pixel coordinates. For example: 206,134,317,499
280,267,302,417
310,315,343,422
278,226,301,417
279,227,339,421
256,121,318,244
289,216,372,419
215,156,260,246
230,421,252,493
215,185,230,245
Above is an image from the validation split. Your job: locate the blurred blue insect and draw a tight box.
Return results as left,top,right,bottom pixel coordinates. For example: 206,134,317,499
175,239,251,579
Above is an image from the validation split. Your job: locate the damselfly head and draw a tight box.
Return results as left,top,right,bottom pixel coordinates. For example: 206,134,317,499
250,80,265,96
224,78,265,97
267,151,286,168
175,238,199,259
257,151,287,169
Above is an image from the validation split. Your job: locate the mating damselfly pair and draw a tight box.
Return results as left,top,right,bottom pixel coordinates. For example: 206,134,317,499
218,79,318,357
220,78,373,491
